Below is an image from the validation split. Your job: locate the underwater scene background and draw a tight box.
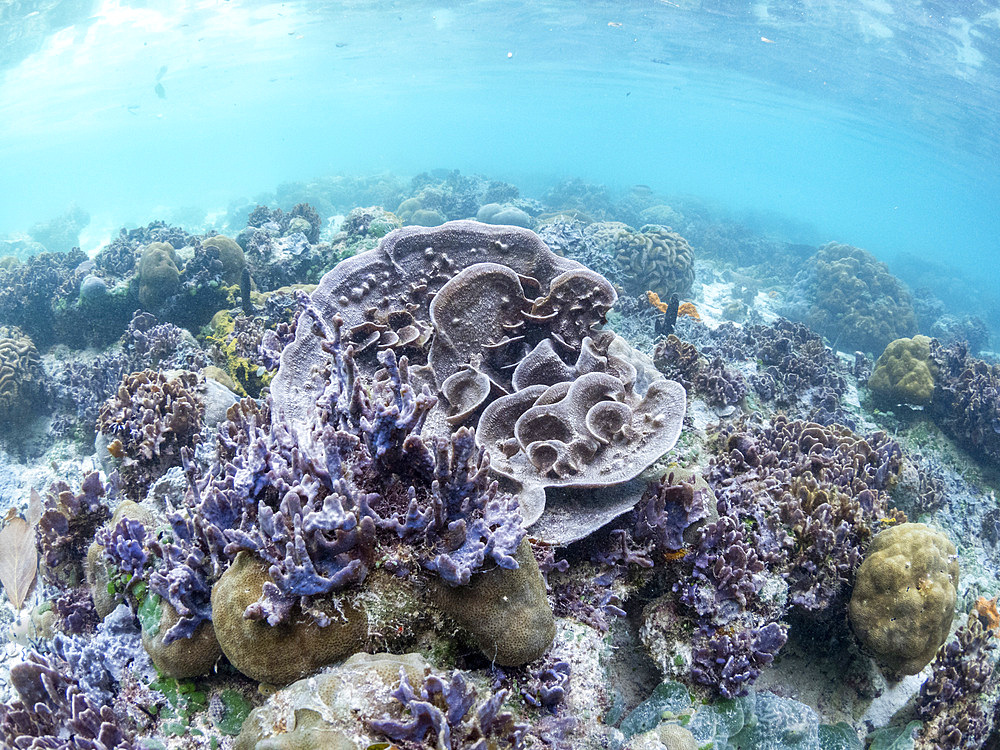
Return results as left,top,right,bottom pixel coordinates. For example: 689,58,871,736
1,1,999,749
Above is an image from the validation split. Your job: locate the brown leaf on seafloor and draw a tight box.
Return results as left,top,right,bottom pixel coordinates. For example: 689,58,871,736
0,516,38,610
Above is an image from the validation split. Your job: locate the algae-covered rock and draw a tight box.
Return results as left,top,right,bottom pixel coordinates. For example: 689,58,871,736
211,552,368,684
137,241,181,308
234,652,430,750
431,538,555,666
868,335,936,406
141,600,222,679
848,522,958,677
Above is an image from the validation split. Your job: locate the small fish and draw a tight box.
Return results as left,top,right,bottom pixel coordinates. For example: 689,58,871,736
651,58,671,65
155,65,168,81
127,105,140,115
154,82,166,99
336,42,348,48
761,36,775,43
608,21,622,27
75,259,96,274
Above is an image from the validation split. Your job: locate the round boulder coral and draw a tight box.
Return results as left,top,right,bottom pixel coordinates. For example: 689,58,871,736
201,235,245,285
210,552,369,684
868,335,937,405
431,539,555,666
137,241,182,309
234,652,430,750
848,523,959,677
0,325,42,424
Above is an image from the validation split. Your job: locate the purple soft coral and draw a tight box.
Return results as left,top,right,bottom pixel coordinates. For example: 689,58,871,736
96,517,148,577
691,622,787,699
370,667,527,750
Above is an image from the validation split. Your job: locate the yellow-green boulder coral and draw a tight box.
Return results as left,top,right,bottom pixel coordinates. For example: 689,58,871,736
202,235,246,285
137,241,182,308
849,522,958,677
141,601,222,679
868,334,936,405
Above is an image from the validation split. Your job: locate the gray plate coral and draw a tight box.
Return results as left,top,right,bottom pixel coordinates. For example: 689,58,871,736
271,220,687,543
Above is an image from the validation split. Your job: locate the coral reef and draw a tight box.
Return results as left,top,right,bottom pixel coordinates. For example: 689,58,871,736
38,472,110,588
928,338,1000,463
915,615,996,748
96,370,205,499
272,221,685,544
848,523,959,677
0,248,90,347
669,316,852,426
0,649,135,750
568,221,696,301
794,242,917,354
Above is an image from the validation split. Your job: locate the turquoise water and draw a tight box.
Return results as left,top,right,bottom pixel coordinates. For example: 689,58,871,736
2,0,998,288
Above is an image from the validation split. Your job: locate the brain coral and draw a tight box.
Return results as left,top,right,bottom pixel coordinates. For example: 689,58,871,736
579,222,696,300
848,522,958,677
868,334,936,405
0,325,42,424
801,242,917,354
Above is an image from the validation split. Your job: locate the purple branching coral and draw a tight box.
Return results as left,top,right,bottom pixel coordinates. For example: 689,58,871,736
677,516,765,624
915,616,996,749
691,622,788,699
633,471,709,556
369,667,528,750
520,660,572,710
95,518,148,578
706,415,902,613
929,339,1000,464
148,309,523,636
670,317,852,426
48,311,206,439
97,369,205,499
695,356,748,409
37,472,110,587
0,650,135,750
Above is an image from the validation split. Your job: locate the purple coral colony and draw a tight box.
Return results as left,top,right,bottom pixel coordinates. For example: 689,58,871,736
1,171,999,750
